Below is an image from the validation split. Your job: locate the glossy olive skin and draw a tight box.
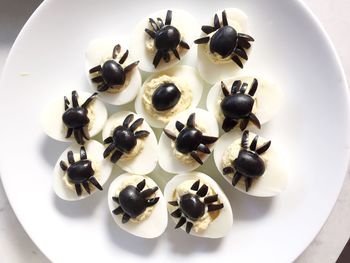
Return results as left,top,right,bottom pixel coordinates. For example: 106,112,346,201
152,83,181,111
220,93,254,119
233,150,265,178
155,26,181,51
180,193,205,221
67,160,94,183
62,108,90,129
112,126,137,153
119,185,147,218
101,60,126,86
210,26,238,58
175,128,202,154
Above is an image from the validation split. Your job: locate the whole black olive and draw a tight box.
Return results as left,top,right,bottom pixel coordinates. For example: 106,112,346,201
152,83,181,111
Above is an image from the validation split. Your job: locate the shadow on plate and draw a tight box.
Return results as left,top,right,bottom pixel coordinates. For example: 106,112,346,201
106,213,159,256
230,190,274,221
40,136,68,168
218,175,274,221
53,189,105,218
165,224,222,255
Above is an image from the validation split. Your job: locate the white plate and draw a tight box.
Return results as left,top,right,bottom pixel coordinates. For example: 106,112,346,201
0,0,349,262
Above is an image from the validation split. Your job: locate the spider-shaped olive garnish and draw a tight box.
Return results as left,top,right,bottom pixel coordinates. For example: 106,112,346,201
223,130,271,192
169,179,224,233
145,10,190,68
60,146,102,196
62,90,97,145
111,179,159,223
151,82,181,111
220,78,260,132
103,114,150,163
194,10,254,68
89,44,139,92
164,113,218,165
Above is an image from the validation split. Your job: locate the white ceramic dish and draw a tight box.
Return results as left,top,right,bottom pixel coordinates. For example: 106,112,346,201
0,0,349,262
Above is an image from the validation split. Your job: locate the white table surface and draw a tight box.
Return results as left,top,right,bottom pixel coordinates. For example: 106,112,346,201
0,0,349,262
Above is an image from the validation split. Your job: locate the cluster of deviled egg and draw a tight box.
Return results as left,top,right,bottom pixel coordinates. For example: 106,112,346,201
41,7,288,239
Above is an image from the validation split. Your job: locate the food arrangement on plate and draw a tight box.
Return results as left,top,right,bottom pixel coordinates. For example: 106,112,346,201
40,8,288,239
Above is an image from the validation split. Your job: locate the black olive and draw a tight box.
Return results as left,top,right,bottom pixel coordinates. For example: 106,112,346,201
209,26,238,58
179,193,205,221
152,83,181,111
67,160,94,183
101,60,126,86
62,108,89,129
112,126,137,153
175,128,202,154
118,185,147,218
233,150,265,178
220,93,254,119
155,26,181,51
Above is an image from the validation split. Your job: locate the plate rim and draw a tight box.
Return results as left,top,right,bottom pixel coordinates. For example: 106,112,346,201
0,0,349,261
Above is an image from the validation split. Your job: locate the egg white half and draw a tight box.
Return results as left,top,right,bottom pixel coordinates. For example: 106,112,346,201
53,140,113,201
102,111,158,175
130,9,198,72
207,76,284,132
85,37,142,105
41,90,107,142
158,108,219,174
135,65,204,128
196,8,251,84
164,171,233,238
213,131,288,197
108,173,168,238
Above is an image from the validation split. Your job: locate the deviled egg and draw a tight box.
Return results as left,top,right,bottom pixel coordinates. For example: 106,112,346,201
194,8,254,84
158,108,219,174
130,9,198,72
135,65,203,128
108,173,168,238
214,130,288,197
207,76,283,132
85,38,142,105
41,90,107,144
102,111,158,175
53,140,113,201
164,172,233,238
